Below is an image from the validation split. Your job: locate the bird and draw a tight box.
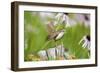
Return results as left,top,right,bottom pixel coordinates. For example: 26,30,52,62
46,21,65,41
40,21,66,54
47,29,65,41
41,13,68,52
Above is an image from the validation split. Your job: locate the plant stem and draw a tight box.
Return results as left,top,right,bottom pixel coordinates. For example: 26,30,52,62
41,40,51,50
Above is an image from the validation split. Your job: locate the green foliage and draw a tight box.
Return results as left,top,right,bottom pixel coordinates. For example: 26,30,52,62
62,24,90,59
24,11,48,59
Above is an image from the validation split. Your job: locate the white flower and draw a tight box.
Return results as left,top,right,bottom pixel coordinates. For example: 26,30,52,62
37,50,48,60
79,35,90,50
38,44,66,60
54,13,90,27
46,45,65,60
47,48,57,59
56,45,65,57
54,13,70,27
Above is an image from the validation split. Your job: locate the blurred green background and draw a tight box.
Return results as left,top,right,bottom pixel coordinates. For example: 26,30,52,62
24,11,90,61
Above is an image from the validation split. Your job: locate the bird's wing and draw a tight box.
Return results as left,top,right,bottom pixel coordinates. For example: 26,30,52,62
46,21,56,34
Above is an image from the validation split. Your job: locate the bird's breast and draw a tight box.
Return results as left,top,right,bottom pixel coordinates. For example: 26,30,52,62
55,32,64,40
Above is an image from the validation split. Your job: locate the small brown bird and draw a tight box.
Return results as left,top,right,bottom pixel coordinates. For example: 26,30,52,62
46,21,65,41
47,29,65,41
